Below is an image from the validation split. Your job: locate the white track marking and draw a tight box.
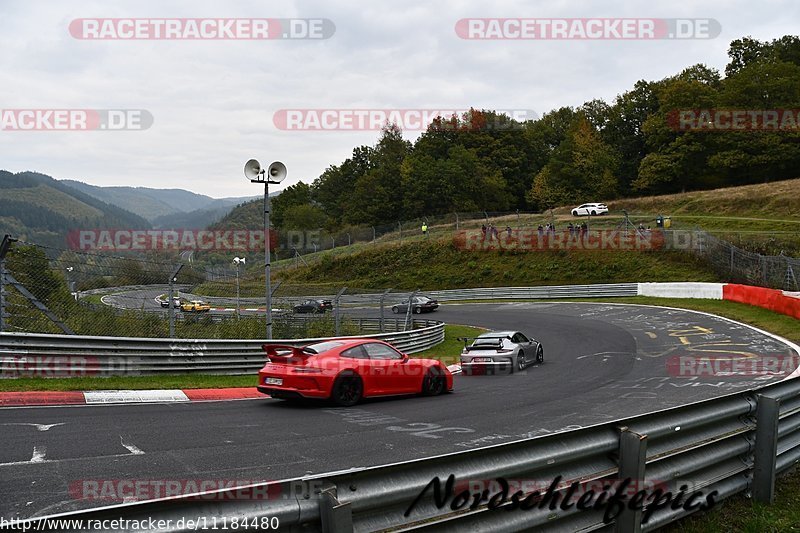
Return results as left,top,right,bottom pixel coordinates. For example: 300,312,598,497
30,446,46,463
120,436,145,455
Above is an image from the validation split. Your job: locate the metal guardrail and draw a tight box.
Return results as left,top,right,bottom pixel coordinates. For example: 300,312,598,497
199,283,640,308
13,376,799,533
0,319,444,376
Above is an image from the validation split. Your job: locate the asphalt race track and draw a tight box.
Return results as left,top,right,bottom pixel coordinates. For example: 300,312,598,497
1,302,796,520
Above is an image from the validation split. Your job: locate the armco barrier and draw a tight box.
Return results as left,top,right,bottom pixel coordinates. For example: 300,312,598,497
12,377,800,533
0,319,444,377
723,283,800,320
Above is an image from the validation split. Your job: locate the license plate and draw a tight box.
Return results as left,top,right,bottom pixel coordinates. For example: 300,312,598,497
265,377,283,386
472,357,493,363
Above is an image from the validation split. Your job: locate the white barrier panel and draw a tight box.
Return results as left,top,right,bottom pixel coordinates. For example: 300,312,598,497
638,282,724,300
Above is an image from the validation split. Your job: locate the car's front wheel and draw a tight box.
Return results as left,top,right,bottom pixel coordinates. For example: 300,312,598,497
591,211,596,216
421,368,446,396
413,306,422,314
392,306,400,314
536,345,544,364
331,374,363,407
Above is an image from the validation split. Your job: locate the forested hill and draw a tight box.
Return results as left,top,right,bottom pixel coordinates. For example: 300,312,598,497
232,35,800,232
0,171,151,248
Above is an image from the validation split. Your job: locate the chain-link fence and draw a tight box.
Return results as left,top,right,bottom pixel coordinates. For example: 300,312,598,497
0,239,419,339
1,227,797,339
696,231,799,291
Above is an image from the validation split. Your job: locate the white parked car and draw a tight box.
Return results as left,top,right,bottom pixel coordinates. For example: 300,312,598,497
571,203,608,216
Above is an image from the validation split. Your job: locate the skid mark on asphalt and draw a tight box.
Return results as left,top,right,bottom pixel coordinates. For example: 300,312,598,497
323,408,475,439
0,423,65,432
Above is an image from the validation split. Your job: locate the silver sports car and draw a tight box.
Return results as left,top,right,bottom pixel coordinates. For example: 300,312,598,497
459,331,544,375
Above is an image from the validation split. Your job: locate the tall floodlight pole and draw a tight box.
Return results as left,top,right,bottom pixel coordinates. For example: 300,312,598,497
244,159,287,339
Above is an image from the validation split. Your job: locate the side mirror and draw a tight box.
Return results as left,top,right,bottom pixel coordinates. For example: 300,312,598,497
402,354,409,363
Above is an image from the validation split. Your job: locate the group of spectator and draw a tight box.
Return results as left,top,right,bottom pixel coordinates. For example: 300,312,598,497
480,223,515,241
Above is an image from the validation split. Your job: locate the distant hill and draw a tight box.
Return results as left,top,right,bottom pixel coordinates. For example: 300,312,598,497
60,180,254,223
151,203,239,229
0,171,151,249
207,192,281,231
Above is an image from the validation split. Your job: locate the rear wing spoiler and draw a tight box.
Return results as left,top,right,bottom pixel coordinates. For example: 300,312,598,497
456,336,506,351
262,344,311,361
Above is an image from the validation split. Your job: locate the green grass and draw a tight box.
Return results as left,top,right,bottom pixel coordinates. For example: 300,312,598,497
665,468,800,533
276,237,720,291
0,374,257,392
413,324,488,365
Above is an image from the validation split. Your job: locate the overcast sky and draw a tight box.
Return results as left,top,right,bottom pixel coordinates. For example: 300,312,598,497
0,0,797,198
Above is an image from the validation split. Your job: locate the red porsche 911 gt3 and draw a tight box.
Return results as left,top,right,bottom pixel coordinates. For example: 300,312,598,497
257,339,453,406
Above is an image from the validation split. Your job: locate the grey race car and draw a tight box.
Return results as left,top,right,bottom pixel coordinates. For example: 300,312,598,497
459,331,543,375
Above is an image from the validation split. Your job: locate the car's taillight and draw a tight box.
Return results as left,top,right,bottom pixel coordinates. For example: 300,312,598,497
292,367,323,373
496,349,513,353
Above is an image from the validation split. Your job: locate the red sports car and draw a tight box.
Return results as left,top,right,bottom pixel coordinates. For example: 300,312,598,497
257,339,453,406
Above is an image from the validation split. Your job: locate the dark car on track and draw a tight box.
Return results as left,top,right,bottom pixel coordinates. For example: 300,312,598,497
160,297,181,308
392,295,439,314
257,339,454,406
293,299,333,314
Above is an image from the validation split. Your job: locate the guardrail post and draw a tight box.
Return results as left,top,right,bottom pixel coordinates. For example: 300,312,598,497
404,289,418,331
379,288,392,332
319,483,353,533
0,257,6,334
616,427,647,533
334,287,347,336
753,394,780,504
168,265,183,339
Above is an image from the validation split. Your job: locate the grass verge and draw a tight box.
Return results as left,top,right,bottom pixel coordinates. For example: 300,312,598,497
664,468,800,533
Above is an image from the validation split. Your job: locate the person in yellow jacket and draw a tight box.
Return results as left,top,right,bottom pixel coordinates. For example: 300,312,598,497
421,222,428,237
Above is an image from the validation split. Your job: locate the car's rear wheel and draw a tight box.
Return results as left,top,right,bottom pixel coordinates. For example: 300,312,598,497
591,210,596,216
331,374,363,407
536,345,544,364
413,307,422,314
421,367,446,396
517,351,526,371
392,306,400,314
